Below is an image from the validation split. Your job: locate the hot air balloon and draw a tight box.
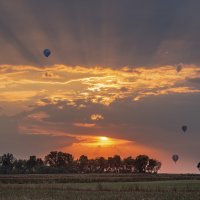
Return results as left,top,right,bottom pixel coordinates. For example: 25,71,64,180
172,154,179,163
176,64,183,72
182,125,188,133
43,49,51,57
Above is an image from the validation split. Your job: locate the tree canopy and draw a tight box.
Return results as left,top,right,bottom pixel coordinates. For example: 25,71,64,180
0,152,162,174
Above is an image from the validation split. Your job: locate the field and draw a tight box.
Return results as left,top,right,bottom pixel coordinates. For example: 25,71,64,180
0,174,199,200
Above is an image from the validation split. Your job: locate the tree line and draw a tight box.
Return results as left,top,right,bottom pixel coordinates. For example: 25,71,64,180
0,151,163,174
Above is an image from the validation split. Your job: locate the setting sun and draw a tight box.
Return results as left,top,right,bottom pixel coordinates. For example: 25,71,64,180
100,136,109,141
65,135,133,149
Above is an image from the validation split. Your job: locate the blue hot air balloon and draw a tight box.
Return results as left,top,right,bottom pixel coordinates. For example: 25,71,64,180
43,49,51,57
172,154,179,163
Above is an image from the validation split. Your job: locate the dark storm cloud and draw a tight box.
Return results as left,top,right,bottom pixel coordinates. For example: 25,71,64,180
1,0,200,66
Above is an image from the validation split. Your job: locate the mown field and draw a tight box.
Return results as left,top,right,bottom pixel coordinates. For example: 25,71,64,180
0,174,199,200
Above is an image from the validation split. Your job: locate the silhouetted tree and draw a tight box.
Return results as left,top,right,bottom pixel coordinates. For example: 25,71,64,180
0,153,16,173
13,159,27,173
27,156,37,173
26,156,44,173
78,155,89,173
45,151,73,172
107,157,114,170
146,159,161,174
113,155,121,172
36,158,44,167
123,156,135,173
197,162,200,171
134,155,149,173
95,157,107,173
88,159,96,173
0,152,162,174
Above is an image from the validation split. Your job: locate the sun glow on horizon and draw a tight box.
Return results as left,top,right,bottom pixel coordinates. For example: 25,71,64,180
73,135,132,148
62,135,160,162
100,136,108,141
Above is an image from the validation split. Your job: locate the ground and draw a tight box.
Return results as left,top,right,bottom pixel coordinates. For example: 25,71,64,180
0,174,199,200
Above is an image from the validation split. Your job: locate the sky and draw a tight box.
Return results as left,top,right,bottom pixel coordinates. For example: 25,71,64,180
0,0,200,173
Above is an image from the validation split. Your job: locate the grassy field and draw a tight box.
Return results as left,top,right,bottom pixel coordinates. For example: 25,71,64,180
0,174,199,200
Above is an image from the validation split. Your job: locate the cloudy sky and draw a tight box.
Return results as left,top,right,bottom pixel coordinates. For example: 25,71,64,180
0,0,200,173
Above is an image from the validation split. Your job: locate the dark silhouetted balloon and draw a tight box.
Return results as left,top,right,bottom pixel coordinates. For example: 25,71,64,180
43,49,51,57
172,154,179,163
176,64,183,72
182,125,188,133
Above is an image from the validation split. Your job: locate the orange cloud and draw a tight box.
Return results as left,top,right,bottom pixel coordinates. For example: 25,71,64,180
0,91,39,102
90,114,104,121
27,112,50,121
0,64,200,114
73,123,96,128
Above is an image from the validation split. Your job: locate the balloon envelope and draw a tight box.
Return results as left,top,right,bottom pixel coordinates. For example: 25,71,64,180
182,125,188,133
172,154,179,163
43,49,51,57
176,65,183,72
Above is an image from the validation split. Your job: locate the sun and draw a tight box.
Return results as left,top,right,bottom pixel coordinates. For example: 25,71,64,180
70,135,132,148
99,136,109,141
98,136,111,146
